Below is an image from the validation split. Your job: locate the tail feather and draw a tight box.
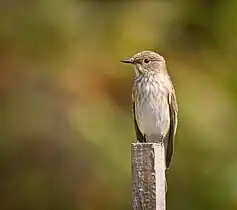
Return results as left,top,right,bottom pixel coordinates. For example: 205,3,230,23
164,134,173,169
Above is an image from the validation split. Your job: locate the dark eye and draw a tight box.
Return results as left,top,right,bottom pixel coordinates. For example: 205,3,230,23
144,58,150,63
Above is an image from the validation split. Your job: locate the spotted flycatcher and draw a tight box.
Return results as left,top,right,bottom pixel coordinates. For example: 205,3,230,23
121,50,178,169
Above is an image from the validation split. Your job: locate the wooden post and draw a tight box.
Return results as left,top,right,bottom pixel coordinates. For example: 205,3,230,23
132,143,166,210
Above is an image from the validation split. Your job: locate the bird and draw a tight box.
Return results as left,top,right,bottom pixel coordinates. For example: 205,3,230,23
121,50,178,169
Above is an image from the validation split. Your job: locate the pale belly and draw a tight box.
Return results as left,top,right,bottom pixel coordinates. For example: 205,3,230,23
135,98,170,138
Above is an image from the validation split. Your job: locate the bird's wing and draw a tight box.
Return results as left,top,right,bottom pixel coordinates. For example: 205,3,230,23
132,101,145,142
166,89,178,169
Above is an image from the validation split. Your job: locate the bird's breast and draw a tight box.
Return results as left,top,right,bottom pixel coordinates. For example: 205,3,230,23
134,77,170,136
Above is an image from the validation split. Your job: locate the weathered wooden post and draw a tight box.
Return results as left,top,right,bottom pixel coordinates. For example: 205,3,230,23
132,143,166,210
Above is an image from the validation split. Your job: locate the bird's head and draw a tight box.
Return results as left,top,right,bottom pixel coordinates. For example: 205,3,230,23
121,50,166,76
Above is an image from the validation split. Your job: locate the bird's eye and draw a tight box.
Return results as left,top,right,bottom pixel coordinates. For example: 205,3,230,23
144,58,150,63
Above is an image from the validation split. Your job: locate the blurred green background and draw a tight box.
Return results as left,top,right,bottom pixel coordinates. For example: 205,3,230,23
1,0,237,210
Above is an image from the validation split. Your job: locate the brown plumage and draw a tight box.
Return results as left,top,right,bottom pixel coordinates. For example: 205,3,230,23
121,50,178,169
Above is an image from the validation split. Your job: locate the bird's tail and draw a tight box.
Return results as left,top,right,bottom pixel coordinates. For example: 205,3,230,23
164,135,173,169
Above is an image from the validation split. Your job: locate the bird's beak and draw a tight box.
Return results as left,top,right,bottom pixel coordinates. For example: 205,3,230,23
121,57,134,64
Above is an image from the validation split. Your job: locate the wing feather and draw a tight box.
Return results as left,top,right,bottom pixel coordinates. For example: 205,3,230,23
132,102,145,142
166,89,178,168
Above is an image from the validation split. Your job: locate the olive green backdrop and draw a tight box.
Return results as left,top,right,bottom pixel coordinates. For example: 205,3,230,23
1,1,237,210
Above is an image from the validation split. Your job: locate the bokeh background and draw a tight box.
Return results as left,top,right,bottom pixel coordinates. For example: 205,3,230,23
1,1,237,210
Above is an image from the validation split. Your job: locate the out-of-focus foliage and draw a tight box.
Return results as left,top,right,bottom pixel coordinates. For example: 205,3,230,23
1,0,237,210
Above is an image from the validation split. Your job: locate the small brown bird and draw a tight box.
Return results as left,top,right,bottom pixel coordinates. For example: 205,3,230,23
121,50,178,169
